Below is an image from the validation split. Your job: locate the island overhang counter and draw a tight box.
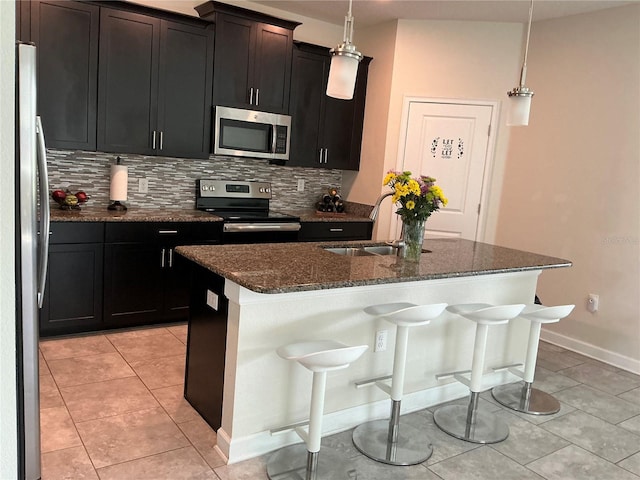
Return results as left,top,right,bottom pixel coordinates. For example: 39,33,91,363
176,239,571,464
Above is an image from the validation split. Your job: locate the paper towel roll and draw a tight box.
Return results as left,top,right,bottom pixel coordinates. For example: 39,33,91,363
110,165,128,201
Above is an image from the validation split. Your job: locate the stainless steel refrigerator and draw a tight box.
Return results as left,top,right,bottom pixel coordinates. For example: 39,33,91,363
16,41,50,480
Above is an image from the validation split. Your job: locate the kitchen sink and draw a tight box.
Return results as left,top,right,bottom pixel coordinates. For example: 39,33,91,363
323,245,398,257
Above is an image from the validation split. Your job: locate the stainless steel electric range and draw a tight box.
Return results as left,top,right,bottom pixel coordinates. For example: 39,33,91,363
196,179,301,243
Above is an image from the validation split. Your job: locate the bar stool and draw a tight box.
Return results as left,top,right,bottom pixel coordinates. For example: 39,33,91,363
492,304,575,415
433,303,525,444
267,340,368,480
352,302,448,465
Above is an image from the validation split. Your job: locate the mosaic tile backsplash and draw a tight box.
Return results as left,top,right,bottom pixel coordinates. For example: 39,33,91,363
47,150,343,211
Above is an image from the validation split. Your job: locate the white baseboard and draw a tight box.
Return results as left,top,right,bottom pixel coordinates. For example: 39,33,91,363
540,328,640,375
221,371,515,464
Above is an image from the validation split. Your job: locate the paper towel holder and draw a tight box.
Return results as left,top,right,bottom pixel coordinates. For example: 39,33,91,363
108,156,128,211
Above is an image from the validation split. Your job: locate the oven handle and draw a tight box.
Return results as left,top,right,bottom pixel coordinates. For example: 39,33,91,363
224,222,301,233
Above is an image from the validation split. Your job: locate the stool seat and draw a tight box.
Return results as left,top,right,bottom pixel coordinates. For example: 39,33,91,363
365,302,448,327
277,340,369,372
353,301,447,466
448,304,525,325
492,304,575,416
520,304,575,323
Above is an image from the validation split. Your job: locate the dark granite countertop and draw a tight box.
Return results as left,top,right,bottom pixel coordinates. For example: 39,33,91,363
176,239,571,294
281,209,372,222
50,206,223,222
51,206,371,223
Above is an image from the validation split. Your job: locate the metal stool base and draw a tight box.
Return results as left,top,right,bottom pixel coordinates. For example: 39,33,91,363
433,404,509,444
492,382,561,415
266,444,356,480
352,418,433,465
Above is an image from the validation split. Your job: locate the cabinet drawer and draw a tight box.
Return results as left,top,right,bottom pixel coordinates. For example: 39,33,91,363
50,222,104,244
190,222,223,244
299,221,373,241
105,222,192,244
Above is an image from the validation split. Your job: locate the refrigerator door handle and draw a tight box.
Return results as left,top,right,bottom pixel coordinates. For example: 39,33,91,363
35,116,50,309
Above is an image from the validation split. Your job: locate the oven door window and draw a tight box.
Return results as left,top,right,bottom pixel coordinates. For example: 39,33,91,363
219,119,271,153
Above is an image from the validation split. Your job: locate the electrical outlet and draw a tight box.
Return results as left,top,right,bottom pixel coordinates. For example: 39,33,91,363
297,179,305,192
587,293,599,313
138,178,149,193
375,330,387,352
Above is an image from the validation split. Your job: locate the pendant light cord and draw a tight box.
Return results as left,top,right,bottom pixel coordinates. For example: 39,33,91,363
520,0,534,87
343,0,355,44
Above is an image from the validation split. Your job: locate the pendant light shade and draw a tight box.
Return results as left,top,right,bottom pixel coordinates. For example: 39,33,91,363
507,89,533,126
507,0,535,126
326,0,363,100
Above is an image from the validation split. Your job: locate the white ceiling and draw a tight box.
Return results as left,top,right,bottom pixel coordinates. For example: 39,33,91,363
251,0,636,27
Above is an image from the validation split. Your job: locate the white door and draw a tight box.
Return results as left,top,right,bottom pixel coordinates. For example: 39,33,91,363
393,99,495,240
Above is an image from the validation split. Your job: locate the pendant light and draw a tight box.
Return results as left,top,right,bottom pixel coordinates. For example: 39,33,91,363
507,0,535,126
326,0,363,100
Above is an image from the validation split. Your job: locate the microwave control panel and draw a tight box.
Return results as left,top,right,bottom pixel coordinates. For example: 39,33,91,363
275,125,288,154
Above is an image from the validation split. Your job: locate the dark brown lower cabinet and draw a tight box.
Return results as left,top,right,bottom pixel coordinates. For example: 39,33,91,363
40,221,222,336
184,263,227,430
103,223,195,329
40,223,104,337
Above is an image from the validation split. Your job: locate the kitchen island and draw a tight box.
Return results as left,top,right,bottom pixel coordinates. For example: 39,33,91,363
176,239,571,464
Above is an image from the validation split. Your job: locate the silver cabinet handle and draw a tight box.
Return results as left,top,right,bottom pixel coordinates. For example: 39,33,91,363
169,248,173,268
159,131,163,150
256,88,259,106
152,130,157,149
319,149,323,164
158,230,178,234
324,148,329,164
329,228,344,232
161,248,166,268
249,87,254,105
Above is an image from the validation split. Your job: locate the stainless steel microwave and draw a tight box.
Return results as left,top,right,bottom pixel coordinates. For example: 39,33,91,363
213,106,291,161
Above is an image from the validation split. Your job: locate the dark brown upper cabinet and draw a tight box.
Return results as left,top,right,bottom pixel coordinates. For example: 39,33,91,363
97,7,214,159
288,42,371,171
30,1,99,151
196,1,299,115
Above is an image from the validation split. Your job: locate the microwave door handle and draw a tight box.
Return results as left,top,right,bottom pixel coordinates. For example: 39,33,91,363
271,125,277,154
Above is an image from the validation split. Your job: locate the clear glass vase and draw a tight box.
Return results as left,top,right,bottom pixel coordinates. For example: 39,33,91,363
401,218,426,262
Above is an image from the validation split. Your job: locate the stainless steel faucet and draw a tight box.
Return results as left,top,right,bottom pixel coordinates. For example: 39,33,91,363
369,192,406,256
369,192,393,222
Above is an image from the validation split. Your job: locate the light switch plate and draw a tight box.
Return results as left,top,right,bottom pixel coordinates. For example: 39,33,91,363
297,179,305,192
138,178,149,193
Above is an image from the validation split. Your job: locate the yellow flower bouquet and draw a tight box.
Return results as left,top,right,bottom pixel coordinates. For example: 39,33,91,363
383,171,448,223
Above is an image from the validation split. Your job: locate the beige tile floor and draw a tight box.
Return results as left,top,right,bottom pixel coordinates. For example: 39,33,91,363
40,325,640,480
39,323,224,479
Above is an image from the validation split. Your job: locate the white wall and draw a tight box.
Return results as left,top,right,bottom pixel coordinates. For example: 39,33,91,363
0,2,18,478
496,5,640,370
348,19,524,241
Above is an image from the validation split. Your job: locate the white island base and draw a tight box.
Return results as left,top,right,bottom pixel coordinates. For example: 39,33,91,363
214,270,541,464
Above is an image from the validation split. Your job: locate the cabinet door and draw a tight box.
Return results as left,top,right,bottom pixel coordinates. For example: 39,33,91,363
31,1,99,150
103,243,164,327
163,247,191,318
97,8,160,154
322,94,355,169
288,49,326,167
157,20,214,159
212,13,255,109
40,243,104,337
253,23,293,114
